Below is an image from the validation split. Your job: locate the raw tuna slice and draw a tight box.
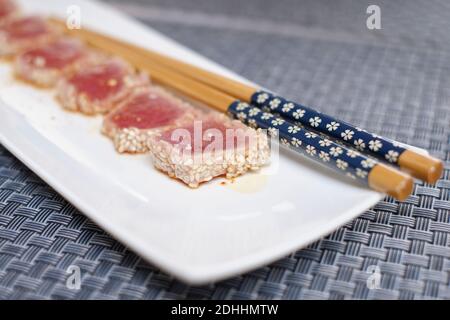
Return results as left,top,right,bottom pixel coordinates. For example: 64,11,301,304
56,58,149,115
0,0,19,25
14,38,92,87
148,113,270,187
103,86,202,153
0,16,57,55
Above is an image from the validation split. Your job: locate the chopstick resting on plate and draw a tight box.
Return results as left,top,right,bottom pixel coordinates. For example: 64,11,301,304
49,17,443,185
50,17,415,200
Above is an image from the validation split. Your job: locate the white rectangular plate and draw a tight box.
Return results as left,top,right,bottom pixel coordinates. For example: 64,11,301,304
0,0,384,284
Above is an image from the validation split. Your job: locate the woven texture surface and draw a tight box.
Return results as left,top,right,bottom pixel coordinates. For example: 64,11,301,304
1,0,450,299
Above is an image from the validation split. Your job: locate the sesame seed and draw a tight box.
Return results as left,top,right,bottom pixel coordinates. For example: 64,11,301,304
33,56,46,67
107,78,118,86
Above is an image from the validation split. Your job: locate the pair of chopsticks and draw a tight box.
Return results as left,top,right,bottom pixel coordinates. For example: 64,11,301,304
49,18,443,201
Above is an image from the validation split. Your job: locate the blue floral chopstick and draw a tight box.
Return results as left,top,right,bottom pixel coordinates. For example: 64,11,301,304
250,90,442,183
228,101,412,200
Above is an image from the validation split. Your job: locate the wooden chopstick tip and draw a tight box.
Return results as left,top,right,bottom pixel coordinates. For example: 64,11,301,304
399,150,444,184
369,164,414,201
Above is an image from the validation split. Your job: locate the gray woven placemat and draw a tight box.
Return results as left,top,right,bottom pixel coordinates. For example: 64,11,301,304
0,0,449,299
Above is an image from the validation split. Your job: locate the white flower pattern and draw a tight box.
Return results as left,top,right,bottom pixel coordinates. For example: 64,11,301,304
306,145,316,156
291,137,301,147
237,112,247,120
385,150,399,163
319,151,330,162
319,139,332,147
261,113,273,120
326,121,340,131
354,138,366,151
346,149,360,158
256,93,269,104
249,108,260,117
281,102,294,112
368,139,382,151
309,116,322,127
288,125,300,134
271,118,285,126
247,119,257,128
356,168,368,178
305,132,317,139
292,109,305,119
268,127,278,137
341,129,354,141
361,158,376,168
269,98,281,110
336,159,348,170
236,102,249,111
329,146,343,157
